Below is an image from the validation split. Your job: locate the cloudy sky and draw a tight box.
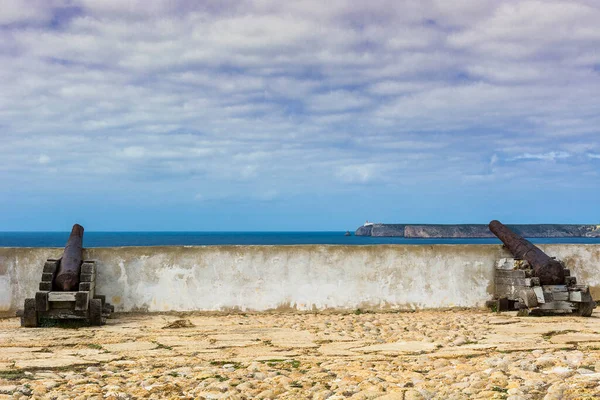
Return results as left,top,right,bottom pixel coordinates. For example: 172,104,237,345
1,0,599,231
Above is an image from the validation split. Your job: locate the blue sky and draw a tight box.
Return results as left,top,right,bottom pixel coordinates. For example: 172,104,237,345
1,0,599,231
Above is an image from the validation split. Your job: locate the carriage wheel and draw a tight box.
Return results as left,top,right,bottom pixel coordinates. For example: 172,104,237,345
22,298,38,327
89,298,104,326
574,301,596,317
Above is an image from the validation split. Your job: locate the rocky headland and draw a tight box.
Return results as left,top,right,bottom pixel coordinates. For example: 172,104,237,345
355,224,600,238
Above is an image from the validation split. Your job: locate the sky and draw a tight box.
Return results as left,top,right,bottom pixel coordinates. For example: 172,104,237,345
1,0,599,231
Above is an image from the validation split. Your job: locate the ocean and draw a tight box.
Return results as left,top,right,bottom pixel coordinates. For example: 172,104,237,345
1,232,600,247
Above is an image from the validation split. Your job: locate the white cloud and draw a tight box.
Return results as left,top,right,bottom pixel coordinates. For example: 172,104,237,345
490,154,498,166
335,164,382,184
1,0,599,208
121,146,146,159
367,80,437,96
510,152,572,161
308,91,372,113
0,0,55,25
447,1,600,58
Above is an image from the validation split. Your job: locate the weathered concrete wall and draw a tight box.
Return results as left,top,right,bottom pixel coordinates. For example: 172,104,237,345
1,245,599,315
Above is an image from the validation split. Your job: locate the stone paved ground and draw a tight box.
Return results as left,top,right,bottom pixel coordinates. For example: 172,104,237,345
1,310,600,399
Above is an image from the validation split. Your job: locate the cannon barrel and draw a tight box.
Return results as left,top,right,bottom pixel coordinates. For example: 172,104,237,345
54,224,84,291
489,220,564,285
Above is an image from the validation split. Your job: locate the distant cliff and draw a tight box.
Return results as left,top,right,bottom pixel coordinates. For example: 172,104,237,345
355,224,600,238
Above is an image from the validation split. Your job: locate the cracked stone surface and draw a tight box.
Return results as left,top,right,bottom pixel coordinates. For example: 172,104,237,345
1,310,600,399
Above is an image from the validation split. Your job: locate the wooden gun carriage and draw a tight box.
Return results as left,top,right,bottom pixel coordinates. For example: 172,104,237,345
488,220,596,316
20,224,114,327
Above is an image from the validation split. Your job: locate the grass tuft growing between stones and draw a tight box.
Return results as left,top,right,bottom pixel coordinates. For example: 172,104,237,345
542,330,577,340
152,341,173,350
209,361,243,369
0,370,29,380
32,347,53,353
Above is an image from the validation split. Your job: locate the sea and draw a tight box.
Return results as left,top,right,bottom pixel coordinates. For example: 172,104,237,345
1,232,600,247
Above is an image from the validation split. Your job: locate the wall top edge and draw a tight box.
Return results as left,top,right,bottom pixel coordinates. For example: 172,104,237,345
1,244,600,251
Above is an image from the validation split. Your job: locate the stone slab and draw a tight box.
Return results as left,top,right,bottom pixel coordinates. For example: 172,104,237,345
550,333,600,344
429,349,486,358
14,357,98,369
267,330,319,349
354,341,438,354
102,341,157,352
318,341,368,356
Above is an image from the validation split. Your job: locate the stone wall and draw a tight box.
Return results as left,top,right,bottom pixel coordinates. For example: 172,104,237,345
1,245,599,316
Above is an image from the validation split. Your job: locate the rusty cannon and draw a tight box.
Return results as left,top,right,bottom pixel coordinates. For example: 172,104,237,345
489,220,565,285
54,224,85,291
19,224,114,327
488,220,596,316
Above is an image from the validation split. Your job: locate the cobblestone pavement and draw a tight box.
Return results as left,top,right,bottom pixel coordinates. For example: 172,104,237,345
1,310,600,399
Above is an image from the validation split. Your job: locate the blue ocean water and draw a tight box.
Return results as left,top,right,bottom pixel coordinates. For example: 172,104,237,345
1,232,600,247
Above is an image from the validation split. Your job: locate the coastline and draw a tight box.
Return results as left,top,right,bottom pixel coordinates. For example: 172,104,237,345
356,223,600,238
3,231,600,248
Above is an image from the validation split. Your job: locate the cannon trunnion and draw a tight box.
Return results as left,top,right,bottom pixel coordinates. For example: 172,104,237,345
19,224,114,327
488,220,596,317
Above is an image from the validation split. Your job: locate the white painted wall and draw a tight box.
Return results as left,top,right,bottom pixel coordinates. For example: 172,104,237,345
0,245,598,315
